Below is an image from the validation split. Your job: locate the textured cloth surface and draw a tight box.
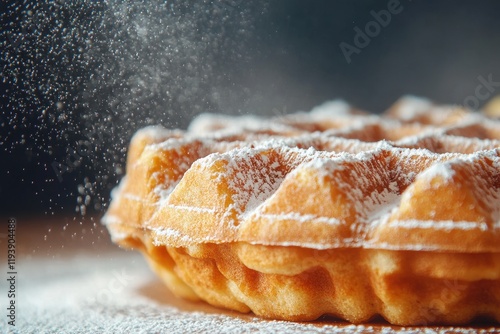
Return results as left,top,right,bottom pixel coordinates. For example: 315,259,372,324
1,250,496,334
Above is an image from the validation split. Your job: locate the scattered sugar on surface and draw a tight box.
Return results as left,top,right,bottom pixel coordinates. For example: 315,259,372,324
13,252,496,333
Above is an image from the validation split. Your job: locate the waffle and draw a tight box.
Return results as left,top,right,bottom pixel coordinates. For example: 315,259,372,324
102,96,500,325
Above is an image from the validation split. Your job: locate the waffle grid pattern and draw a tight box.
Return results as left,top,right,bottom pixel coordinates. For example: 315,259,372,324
103,97,500,325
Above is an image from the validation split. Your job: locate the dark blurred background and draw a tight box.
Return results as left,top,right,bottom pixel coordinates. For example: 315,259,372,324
2,0,500,217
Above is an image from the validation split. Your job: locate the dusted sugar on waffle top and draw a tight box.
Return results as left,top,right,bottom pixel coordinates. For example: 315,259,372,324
103,96,500,325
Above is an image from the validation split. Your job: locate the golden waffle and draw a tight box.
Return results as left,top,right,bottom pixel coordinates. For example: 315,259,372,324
103,96,500,325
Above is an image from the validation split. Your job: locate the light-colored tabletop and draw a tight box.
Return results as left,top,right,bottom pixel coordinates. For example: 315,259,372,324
1,215,497,333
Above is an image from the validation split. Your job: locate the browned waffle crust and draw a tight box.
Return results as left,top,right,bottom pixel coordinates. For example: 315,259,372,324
103,97,500,325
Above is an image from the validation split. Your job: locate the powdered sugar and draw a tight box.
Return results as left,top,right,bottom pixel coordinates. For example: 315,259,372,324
95,100,500,328
103,100,500,251
130,124,176,141
308,99,353,116
418,162,456,182
151,226,206,245
386,219,489,231
257,212,343,226
391,95,434,121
